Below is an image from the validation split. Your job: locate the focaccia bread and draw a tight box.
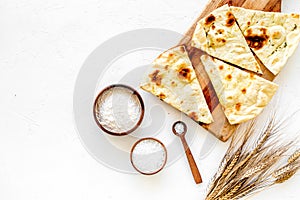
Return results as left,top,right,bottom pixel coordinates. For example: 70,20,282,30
231,6,300,75
201,55,278,125
191,4,262,74
140,46,213,124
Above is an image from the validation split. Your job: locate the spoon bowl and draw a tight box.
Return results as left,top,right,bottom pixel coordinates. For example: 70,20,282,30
172,121,187,136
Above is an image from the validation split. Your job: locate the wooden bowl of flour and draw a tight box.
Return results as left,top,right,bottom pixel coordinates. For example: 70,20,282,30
93,84,145,136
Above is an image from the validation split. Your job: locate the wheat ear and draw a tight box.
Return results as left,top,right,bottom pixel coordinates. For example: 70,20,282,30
273,162,300,183
288,149,300,164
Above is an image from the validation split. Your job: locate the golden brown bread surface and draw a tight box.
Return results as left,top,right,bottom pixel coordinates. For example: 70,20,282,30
231,6,300,75
191,4,262,74
140,45,213,124
201,55,278,125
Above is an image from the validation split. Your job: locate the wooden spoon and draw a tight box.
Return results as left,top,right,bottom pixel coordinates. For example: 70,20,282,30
172,121,202,184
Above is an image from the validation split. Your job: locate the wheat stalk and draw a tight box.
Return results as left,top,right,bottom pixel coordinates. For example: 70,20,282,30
206,149,242,200
206,155,230,198
223,150,241,177
205,108,300,200
216,123,273,189
218,179,245,200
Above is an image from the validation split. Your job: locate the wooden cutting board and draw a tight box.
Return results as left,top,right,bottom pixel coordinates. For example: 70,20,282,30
178,0,282,142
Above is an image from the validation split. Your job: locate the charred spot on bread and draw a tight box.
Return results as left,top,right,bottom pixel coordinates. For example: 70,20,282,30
292,24,297,31
167,53,174,60
291,13,300,19
177,64,192,81
149,70,162,86
158,93,166,99
189,112,199,121
241,88,247,94
226,18,235,27
217,29,224,34
225,12,235,27
226,11,233,18
255,65,260,72
219,65,224,70
235,103,242,111
216,38,226,43
165,53,176,63
226,74,232,81
205,14,216,25
245,28,269,50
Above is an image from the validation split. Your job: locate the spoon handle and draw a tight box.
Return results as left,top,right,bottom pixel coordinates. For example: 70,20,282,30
180,136,202,184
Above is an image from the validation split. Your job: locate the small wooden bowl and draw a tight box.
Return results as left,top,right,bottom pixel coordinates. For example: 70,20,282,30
93,84,145,136
130,137,167,175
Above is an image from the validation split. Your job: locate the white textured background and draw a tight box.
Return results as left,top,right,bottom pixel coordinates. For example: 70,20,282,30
0,0,299,199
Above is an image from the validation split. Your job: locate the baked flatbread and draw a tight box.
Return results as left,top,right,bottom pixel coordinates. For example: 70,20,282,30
191,4,262,74
231,6,300,75
140,46,213,124
201,55,278,125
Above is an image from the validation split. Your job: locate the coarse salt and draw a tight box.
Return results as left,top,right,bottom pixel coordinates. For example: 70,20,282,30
174,122,185,134
131,139,167,174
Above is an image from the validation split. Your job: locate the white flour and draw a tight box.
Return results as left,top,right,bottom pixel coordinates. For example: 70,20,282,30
131,139,166,174
97,87,141,133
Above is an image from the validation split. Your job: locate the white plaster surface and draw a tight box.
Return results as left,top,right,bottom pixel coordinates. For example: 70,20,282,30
0,0,299,199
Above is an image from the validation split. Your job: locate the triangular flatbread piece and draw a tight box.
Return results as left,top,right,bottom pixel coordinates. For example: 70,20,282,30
191,4,262,74
231,6,300,75
201,55,278,125
140,46,213,124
